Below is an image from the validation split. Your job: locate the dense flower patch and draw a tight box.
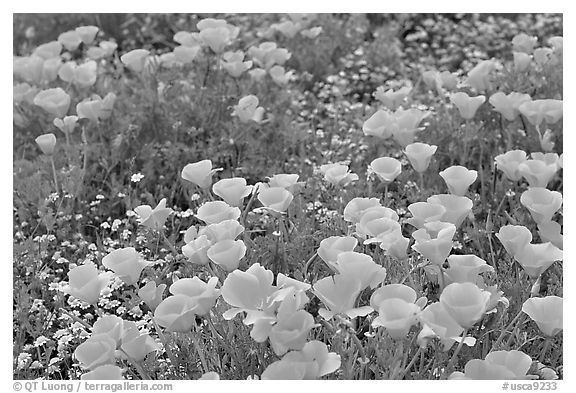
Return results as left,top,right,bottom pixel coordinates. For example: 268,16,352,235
13,13,562,380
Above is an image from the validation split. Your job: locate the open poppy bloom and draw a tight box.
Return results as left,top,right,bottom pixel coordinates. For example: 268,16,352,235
74,334,116,370
313,274,373,320
520,187,562,224
343,197,382,224
120,49,150,72
197,18,239,53
268,296,316,356
369,157,402,185
153,295,198,332
232,95,264,123
427,194,473,228
134,198,173,231
248,42,291,70
439,165,478,196
196,201,241,224
317,236,358,268
449,350,534,380
512,33,538,53
356,206,399,232
81,365,124,380
92,315,125,347
173,45,201,64
411,221,457,266
373,85,411,110
331,251,387,290
320,163,359,187
212,177,253,207
522,296,563,337
537,221,563,250
513,242,562,279
75,25,99,45
181,159,222,189
391,108,431,147
33,88,71,118
267,173,304,194
496,225,533,257
518,99,563,126
406,202,446,229
362,109,395,139
182,235,212,265
53,115,78,135
33,41,62,59
450,92,486,119
257,186,294,213
418,302,474,351
495,150,528,181
168,276,220,315
465,60,496,92
64,264,112,305
120,321,160,362
439,282,491,329
358,216,402,247
58,30,82,51
199,219,245,243
444,254,494,285
489,92,532,121
138,281,166,311
221,50,253,78
372,298,422,340
207,239,247,271
404,142,437,173
518,160,558,188
102,247,151,286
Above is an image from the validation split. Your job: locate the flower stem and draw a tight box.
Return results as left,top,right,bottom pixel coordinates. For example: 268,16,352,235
445,328,468,377
398,347,423,380
151,317,180,371
119,348,151,379
493,308,524,349
49,156,60,195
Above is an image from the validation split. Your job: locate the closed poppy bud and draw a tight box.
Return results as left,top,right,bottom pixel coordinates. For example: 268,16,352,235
450,92,486,119
319,163,359,187
181,159,221,189
35,133,57,155
317,236,357,267
120,49,150,72
213,177,253,207
372,298,421,340
466,60,496,92
495,150,528,181
74,334,116,370
81,364,124,380
520,188,562,224
58,30,82,51
440,282,490,329
196,201,241,224
518,160,558,188
439,165,478,196
427,194,473,228
369,157,402,184
495,225,533,257
207,239,246,271
513,242,562,279
258,187,294,213
513,52,532,72
33,88,71,118
362,109,394,139
64,264,112,305
102,247,150,286
522,296,563,337
76,25,99,45
404,142,437,173
138,281,166,311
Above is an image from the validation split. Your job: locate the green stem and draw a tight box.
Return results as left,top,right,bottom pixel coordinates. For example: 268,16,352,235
152,317,180,370
119,348,151,379
49,156,60,195
445,328,468,377
493,309,524,349
398,347,423,380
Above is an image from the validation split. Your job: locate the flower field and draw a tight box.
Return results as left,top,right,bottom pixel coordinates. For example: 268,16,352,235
12,13,563,381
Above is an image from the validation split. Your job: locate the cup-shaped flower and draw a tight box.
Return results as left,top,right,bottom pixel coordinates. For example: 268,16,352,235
445,255,494,285
102,247,150,286
369,157,402,184
120,49,150,72
120,327,160,362
518,160,558,188
196,201,241,224
440,282,491,329
537,221,562,250
221,50,252,78
489,92,532,121
406,202,446,229
317,236,358,267
53,115,78,135
81,365,124,380
522,296,563,337
495,150,528,181
485,350,534,379
450,92,486,119
450,359,517,380
362,109,394,139
418,302,467,351
41,58,61,83
412,221,456,265
531,152,561,170
58,30,82,51
269,65,294,85
271,20,302,38
33,88,71,118
520,188,562,224
248,42,291,69
74,334,116,370
269,309,316,356
138,281,166,311
373,85,411,110
313,275,373,320
343,197,382,224
134,198,173,230
357,205,399,227
358,217,402,247
439,165,478,196
212,177,253,207
75,25,99,45
518,99,563,126
404,142,437,173
92,315,124,347
73,60,98,88
392,108,431,147
200,220,244,243
332,251,387,290
181,159,221,189
466,60,496,92
370,283,419,310
512,33,538,54
182,235,212,265
232,95,264,123
64,264,112,305
153,295,197,332
427,194,473,228
513,52,532,72
173,46,200,63
257,187,294,213
372,298,421,340
198,21,239,53
221,263,275,320
207,239,247,271
319,163,359,187
169,276,220,315
35,133,57,155
513,242,562,279
33,41,63,59
267,173,304,193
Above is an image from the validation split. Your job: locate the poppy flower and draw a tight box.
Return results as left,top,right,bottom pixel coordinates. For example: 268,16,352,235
439,282,491,329
257,186,294,214
370,283,425,309
372,298,422,340
512,33,538,54
449,350,533,380
373,85,411,110
301,26,322,39
197,18,239,53
313,275,373,320
495,225,533,257
518,99,563,126
533,48,554,66
120,49,150,73
537,221,562,250
267,173,304,194
198,372,220,380
13,55,44,84
35,133,57,155
173,45,200,64
359,217,402,248
120,324,160,362
58,30,82,51
406,202,446,229
73,60,98,88
520,188,562,224
212,177,253,207
485,350,534,379
63,264,112,305
33,41,62,59
332,251,387,290
153,295,198,332
248,42,291,69
450,92,486,119
466,60,496,92
75,26,99,45
513,242,562,279
495,150,528,181
369,157,402,184
199,220,244,243
418,302,470,351
317,236,358,267
181,159,222,189
489,92,532,121
169,276,220,316
355,206,400,239
81,365,124,380
518,160,558,188
92,315,125,347
221,50,252,78
513,52,532,72
53,116,78,135
427,194,473,228
319,163,359,187
269,307,316,356
41,58,61,83
74,334,116,370
411,221,456,266
76,97,103,122
391,108,431,147
207,239,247,271
522,296,563,337
173,31,201,47
439,165,478,196
33,88,71,118
232,95,264,123
138,281,166,311
362,109,394,139
102,247,150,286
343,197,382,224
134,198,173,230
444,255,494,285
404,142,437,173
196,201,241,224
271,20,302,38
269,65,293,85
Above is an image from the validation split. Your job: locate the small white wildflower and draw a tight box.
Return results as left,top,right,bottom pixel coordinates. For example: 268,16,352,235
96,194,105,200
131,173,145,183
17,353,32,370
126,210,136,217
191,193,201,201
117,192,126,198
100,222,111,229
111,219,122,231
34,336,49,347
